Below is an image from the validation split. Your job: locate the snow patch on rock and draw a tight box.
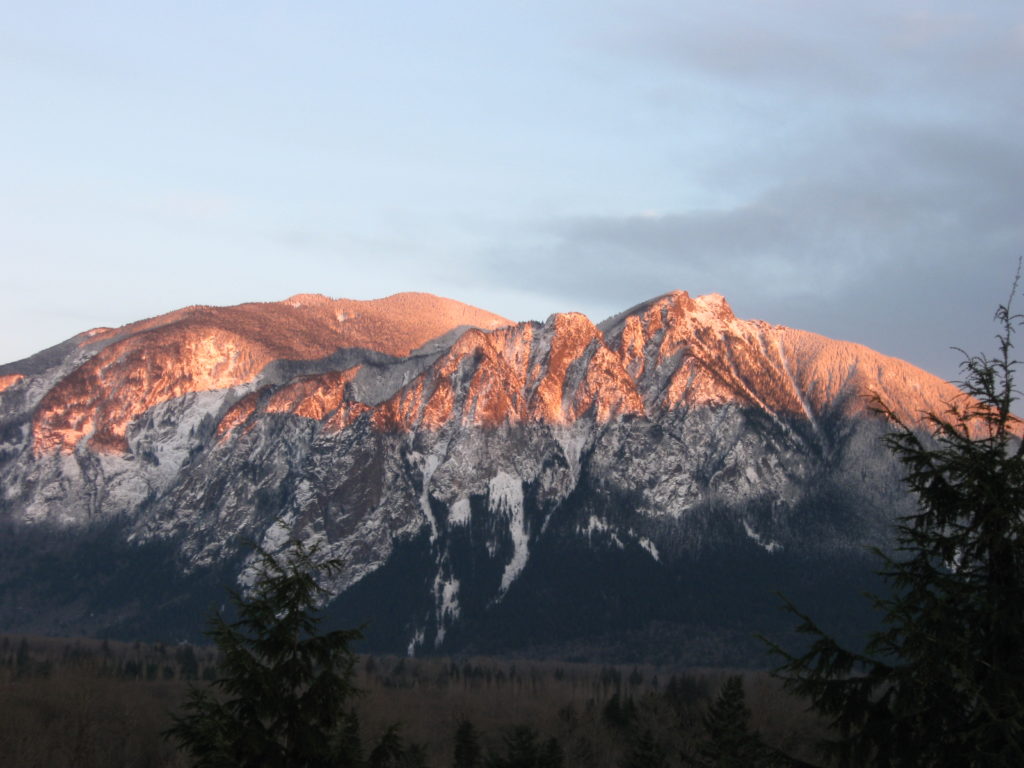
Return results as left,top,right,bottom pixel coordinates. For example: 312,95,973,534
742,520,782,553
448,497,471,526
261,513,297,553
433,570,461,646
637,534,660,561
490,471,528,595
417,452,442,541
407,627,425,657
555,429,588,475
131,389,232,483
582,515,624,549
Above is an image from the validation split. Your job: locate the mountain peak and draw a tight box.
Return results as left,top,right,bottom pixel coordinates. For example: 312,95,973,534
283,293,333,307
0,285,977,664
693,291,731,312
656,290,735,321
340,292,512,333
24,292,512,453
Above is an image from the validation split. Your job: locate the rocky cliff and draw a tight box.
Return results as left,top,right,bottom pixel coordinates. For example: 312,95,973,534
0,290,962,663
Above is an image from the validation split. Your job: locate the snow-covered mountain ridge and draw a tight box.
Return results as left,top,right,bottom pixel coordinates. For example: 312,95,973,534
0,290,962,663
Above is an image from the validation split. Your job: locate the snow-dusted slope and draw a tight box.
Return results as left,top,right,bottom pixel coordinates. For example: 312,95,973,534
0,290,963,662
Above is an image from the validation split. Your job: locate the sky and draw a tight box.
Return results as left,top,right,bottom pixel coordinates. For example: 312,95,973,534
2,1,1022,382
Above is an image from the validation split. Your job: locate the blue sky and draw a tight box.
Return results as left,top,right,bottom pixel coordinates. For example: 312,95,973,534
3,1,1022,381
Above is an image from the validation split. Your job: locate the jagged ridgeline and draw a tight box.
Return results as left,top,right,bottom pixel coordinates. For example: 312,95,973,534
0,291,958,664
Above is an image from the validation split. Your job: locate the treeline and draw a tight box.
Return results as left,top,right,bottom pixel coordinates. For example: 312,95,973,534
0,634,823,768
0,634,218,683
0,634,194,767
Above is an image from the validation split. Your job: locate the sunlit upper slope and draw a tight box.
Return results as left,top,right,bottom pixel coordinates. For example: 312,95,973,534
16,289,975,456
218,290,968,442
30,292,511,452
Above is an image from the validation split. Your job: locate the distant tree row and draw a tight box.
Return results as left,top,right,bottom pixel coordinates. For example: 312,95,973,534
368,656,652,697
1,635,217,682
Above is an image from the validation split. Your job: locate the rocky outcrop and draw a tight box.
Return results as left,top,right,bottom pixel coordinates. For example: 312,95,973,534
0,290,964,661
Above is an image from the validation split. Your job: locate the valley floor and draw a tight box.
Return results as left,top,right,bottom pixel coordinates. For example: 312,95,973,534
0,633,828,768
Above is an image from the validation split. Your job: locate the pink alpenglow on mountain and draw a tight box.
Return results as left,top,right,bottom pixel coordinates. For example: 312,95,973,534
0,289,978,662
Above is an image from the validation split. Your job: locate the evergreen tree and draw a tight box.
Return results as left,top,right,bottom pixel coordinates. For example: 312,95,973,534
14,637,30,679
453,720,483,768
537,737,563,768
621,728,668,768
166,540,364,767
369,725,405,768
767,289,1024,766
404,743,430,768
602,692,637,731
690,676,773,768
368,725,428,768
487,725,562,768
176,644,200,681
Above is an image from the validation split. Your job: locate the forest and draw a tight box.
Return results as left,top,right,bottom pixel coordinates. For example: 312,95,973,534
0,633,821,767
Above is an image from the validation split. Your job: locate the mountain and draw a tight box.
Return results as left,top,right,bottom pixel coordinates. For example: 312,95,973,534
0,291,962,664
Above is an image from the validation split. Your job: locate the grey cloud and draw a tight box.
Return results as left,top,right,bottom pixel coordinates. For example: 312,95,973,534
613,1,1023,103
486,117,1024,379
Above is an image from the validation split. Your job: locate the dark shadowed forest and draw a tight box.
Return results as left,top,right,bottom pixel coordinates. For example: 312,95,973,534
0,634,824,767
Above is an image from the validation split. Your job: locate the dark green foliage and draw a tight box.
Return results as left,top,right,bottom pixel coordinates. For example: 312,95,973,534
620,728,668,768
369,725,405,768
0,518,242,644
453,719,483,768
14,637,29,678
768,289,1024,766
405,743,431,768
691,676,774,768
540,741,565,768
537,737,563,768
602,692,637,730
176,644,199,681
627,667,643,688
369,724,428,768
663,674,710,715
5,637,834,768
487,725,563,768
165,540,365,767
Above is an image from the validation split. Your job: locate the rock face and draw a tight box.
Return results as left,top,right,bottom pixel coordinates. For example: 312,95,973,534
0,290,963,663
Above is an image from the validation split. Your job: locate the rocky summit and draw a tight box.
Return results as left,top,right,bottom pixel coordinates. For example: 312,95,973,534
0,291,963,664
